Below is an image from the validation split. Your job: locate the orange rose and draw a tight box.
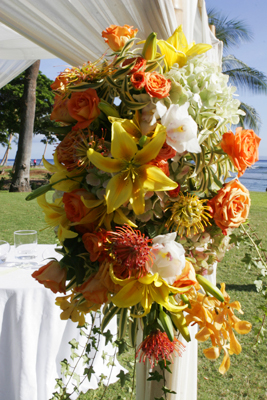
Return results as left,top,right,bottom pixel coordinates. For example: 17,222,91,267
149,159,170,176
50,95,76,124
67,88,100,130
76,274,108,304
63,189,94,222
145,72,171,98
173,260,199,289
208,179,250,233
131,71,146,89
32,260,67,294
76,262,120,304
221,128,261,177
102,24,138,51
82,231,107,262
155,141,177,161
168,184,181,198
122,57,147,74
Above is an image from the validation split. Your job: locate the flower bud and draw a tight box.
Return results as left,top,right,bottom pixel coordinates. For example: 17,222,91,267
142,32,157,61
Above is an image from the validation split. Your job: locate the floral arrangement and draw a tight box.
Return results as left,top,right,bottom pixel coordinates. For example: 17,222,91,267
28,24,262,393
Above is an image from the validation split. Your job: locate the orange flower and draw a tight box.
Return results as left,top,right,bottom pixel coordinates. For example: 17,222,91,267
32,260,67,294
67,88,100,130
208,179,250,233
185,284,252,374
76,274,108,304
149,159,170,176
221,128,261,177
122,57,147,74
155,141,177,162
173,260,199,289
50,75,69,92
76,261,120,304
82,231,106,262
145,72,171,99
63,189,95,223
102,24,138,51
131,71,146,89
50,95,76,124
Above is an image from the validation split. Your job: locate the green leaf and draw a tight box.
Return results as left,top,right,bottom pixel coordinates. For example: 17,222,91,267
103,329,113,345
116,370,131,387
147,370,164,382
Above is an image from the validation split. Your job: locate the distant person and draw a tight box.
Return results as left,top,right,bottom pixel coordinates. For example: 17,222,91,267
33,159,37,167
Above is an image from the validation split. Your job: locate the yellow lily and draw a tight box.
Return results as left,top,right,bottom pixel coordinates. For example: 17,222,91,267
109,267,190,317
71,196,137,230
157,25,212,70
37,194,78,243
37,194,66,227
87,121,177,215
43,151,83,192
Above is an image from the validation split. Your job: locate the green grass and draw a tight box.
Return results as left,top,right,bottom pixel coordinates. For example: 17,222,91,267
0,191,266,399
0,191,56,244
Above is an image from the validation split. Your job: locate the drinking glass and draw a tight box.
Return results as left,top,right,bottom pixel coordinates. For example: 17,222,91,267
0,240,10,264
14,230,37,260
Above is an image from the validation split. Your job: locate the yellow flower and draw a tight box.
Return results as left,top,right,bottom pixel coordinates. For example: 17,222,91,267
87,121,177,215
72,196,137,230
157,25,212,70
109,267,190,317
43,151,83,192
56,293,97,326
37,194,78,243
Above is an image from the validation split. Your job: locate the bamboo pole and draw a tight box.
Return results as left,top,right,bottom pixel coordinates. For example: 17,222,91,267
172,0,183,26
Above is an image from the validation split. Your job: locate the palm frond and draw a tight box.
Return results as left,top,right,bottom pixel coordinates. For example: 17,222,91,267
222,55,252,70
207,8,253,49
223,62,267,94
238,102,261,133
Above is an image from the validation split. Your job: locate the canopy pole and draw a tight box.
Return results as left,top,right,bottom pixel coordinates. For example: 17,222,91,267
172,0,183,26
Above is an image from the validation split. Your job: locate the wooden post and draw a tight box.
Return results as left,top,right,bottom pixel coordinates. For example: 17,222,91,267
172,0,183,26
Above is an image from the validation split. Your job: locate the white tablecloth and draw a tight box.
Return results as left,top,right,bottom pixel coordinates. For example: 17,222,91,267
0,245,124,400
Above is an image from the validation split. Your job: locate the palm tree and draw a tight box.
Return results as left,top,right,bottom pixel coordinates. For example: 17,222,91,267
208,9,267,132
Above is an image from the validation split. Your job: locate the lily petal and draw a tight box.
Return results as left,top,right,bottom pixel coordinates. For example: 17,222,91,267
106,172,133,213
111,121,138,161
87,149,124,173
142,165,177,191
133,125,166,165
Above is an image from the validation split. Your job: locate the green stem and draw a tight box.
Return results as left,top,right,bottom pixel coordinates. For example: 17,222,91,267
241,224,267,268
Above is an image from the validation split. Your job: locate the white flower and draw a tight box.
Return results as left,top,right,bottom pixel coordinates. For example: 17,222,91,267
151,232,185,285
161,103,201,154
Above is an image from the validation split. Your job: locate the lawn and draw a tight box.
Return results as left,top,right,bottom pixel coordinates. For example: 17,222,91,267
0,191,266,399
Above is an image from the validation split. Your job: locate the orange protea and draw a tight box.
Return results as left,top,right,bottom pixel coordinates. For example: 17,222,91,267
185,284,252,374
106,226,154,279
56,129,109,171
136,330,185,368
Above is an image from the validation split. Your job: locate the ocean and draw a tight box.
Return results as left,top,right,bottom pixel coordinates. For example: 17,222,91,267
4,158,267,193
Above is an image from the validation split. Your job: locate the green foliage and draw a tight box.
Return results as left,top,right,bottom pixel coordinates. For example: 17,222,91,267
208,9,267,132
0,70,58,145
207,9,253,50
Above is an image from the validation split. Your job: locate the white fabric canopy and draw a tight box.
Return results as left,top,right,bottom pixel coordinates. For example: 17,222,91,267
0,0,222,87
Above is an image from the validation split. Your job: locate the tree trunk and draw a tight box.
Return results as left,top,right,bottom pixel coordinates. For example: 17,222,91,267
9,60,40,192
0,133,13,166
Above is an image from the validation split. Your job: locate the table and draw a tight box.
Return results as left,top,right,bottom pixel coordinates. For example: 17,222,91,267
0,245,124,400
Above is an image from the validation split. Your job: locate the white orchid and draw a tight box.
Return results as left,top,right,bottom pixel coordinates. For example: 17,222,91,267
151,232,186,285
161,103,201,154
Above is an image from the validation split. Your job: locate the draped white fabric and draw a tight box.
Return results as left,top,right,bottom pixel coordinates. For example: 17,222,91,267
0,0,222,87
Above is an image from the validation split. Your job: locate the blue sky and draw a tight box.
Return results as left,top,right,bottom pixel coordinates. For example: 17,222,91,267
1,0,267,159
